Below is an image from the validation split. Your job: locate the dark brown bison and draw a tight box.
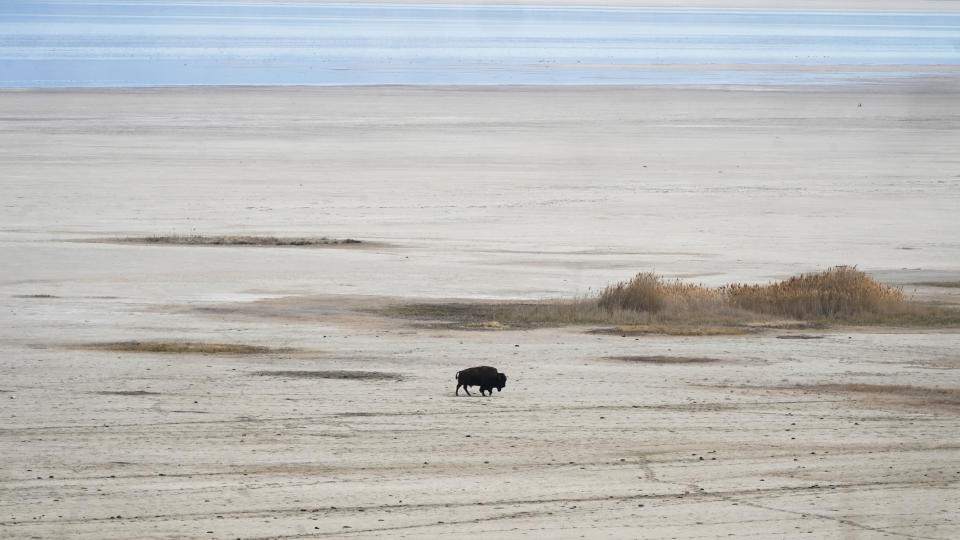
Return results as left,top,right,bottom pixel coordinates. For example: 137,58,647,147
455,366,507,396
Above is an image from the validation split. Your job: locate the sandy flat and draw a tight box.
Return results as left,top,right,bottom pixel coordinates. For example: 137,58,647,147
1,82,959,539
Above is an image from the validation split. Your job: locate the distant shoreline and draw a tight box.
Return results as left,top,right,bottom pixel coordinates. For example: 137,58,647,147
6,3,957,88
3,75,959,93
257,0,960,12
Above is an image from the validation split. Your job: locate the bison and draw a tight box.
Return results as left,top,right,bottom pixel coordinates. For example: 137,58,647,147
455,366,507,396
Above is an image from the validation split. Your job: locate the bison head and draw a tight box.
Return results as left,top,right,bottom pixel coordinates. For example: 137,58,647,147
496,373,507,392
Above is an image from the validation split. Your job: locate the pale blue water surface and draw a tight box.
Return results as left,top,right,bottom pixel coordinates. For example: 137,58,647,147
2,0,958,87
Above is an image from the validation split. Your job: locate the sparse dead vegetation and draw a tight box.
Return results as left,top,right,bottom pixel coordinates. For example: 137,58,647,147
101,235,365,247
75,342,290,354
381,266,959,331
254,370,401,381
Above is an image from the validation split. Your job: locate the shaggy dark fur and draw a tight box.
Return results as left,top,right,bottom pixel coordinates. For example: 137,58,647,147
455,366,507,396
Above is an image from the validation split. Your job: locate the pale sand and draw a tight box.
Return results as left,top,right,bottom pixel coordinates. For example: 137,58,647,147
1,82,959,539
3,82,959,294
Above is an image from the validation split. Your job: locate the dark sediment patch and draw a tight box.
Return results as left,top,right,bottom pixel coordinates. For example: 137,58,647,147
73,342,292,354
917,357,960,370
13,294,59,298
96,390,160,396
749,321,828,330
607,355,721,364
590,326,750,336
776,334,824,340
808,383,959,399
379,303,507,323
254,370,402,381
377,302,544,329
914,281,960,288
786,384,960,414
93,235,370,247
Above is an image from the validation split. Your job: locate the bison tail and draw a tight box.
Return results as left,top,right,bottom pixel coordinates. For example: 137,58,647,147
455,371,460,380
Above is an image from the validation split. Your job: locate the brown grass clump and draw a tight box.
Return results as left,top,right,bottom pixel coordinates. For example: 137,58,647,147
381,267,959,330
722,266,904,318
596,267,923,322
598,272,668,312
76,342,288,354
598,272,718,313
108,235,363,246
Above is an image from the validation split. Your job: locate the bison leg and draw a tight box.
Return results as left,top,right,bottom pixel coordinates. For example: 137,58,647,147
458,384,472,396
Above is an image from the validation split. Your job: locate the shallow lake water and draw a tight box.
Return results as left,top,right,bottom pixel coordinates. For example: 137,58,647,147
2,0,959,87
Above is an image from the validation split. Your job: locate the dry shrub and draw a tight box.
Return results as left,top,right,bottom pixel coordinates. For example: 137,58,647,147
598,273,719,313
384,267,956,329
722,266,904,318
598,272,667,312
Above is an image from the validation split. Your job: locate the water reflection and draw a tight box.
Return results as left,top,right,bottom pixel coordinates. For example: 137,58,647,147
2,1,958,87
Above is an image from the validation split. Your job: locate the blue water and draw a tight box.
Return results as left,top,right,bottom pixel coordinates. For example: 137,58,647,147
2,0,958,87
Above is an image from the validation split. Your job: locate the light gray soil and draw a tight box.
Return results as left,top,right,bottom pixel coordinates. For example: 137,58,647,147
1,85,958,539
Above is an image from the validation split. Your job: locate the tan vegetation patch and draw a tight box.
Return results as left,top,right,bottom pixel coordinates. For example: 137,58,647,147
722,266,904,318
599,272,719,313
254,370,401,381
379,267,959,331
75,342,291,354
607,355,720,364
464,321,508,329
101,235,367,247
